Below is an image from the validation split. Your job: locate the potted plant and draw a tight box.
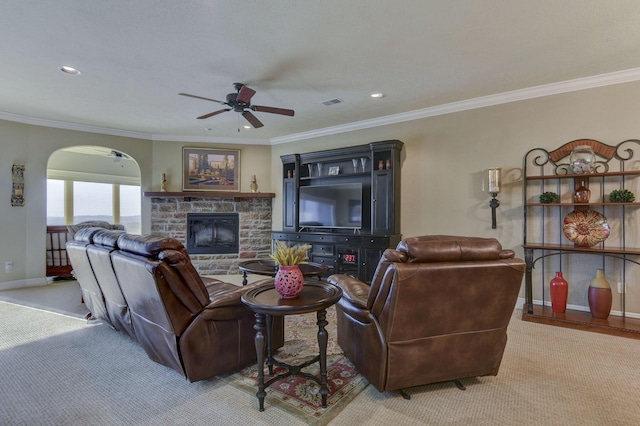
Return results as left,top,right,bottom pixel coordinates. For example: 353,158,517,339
269,241,312,298
539,192,560,204
609,189,635,203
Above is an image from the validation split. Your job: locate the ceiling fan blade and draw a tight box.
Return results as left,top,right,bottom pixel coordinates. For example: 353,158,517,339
236,85,256,103
242,111,264,128
179,93,225,104
197,109,230,119
252,105,295,116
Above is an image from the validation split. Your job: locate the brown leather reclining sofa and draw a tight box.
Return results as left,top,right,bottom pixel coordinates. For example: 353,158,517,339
327,235,525,394
67,228,282,382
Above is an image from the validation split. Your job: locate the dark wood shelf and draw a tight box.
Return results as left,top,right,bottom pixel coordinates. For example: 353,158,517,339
522,244,640,256
300,171,369,181
521,304,640,340
526,170,640,180
526,202,640,207
143,191,275,200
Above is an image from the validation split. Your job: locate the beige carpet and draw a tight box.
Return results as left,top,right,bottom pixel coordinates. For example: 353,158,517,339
0,279,90,319
1,281,640,425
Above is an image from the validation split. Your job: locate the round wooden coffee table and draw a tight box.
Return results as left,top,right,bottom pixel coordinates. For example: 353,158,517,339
241,281,343,412
238,259,330,285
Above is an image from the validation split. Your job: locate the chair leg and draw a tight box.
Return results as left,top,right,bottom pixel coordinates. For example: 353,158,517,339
398,389,411,400
398,379,465,400
453,379,466,391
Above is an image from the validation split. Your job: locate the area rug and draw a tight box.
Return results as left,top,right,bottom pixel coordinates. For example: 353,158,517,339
220,306,369,425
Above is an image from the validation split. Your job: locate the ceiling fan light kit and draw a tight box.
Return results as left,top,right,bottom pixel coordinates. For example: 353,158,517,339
179,83,294,129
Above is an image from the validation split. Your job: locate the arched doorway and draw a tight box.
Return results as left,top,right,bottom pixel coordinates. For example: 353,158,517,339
45,146,141,277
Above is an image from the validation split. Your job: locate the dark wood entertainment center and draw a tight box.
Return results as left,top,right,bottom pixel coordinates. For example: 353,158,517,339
272,140,403,283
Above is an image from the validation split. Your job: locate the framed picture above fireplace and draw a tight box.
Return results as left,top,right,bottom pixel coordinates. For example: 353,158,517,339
182,148,240,192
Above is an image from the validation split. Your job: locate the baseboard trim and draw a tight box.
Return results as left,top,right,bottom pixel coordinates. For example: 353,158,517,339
0,277,49,291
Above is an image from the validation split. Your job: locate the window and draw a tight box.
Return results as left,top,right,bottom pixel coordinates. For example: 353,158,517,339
46,179,141,234
73,181,113,224
46,180,65,225
120,185,141,234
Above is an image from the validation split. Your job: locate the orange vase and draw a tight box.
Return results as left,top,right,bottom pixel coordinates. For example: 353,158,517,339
550,272,568,313
574,179,591,203
274,265,304,299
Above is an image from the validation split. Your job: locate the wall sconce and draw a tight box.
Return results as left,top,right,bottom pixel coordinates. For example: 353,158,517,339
11,164,25,207
487,167,501,229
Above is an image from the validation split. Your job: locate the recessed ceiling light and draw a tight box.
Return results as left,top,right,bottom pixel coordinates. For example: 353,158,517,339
243,125,251,129
59,65,81,75
371,92,385,99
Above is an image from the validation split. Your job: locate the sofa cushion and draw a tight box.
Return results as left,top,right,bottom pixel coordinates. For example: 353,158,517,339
397,235,503,263
73,227,106,243
92,229,126,248
67,221,125,239
117,233,187,258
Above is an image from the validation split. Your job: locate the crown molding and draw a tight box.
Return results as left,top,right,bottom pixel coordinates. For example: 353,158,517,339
4,67,640,145
150,134,270,145
0,111,154,140
0,111,270,145
270,67,640,144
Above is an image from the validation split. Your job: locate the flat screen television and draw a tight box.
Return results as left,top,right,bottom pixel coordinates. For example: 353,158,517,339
299,183,362,229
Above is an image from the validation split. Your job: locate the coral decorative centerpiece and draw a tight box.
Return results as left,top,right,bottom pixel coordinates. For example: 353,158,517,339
562,209,610,247
269,241,312,299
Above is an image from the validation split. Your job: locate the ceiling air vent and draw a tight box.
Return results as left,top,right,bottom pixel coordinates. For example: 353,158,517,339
322,98,343,106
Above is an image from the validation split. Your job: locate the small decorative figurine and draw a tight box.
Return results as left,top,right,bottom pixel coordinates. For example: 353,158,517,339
161,173,167,192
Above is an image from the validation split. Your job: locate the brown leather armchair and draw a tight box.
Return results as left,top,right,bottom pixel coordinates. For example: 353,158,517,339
327,235,525,395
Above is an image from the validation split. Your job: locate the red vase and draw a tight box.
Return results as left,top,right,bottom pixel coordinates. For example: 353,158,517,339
550,271,568,313
588,269,612,319
274,265,304,299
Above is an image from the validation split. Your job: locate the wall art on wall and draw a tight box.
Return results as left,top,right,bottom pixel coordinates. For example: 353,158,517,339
11,164,25,207
182,148,240,192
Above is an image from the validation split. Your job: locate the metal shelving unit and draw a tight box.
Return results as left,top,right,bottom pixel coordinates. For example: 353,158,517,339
522,139,640,339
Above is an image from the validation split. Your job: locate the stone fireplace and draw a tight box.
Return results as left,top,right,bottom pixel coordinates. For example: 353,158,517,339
148,193,273,275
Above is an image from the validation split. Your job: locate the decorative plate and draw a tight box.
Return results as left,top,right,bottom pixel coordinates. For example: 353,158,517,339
562,209,610,247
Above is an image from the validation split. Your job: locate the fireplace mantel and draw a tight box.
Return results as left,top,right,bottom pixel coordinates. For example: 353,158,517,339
143,191,275,201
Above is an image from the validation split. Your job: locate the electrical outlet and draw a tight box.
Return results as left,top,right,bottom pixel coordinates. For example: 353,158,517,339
617,282,624,294
5,261,13,272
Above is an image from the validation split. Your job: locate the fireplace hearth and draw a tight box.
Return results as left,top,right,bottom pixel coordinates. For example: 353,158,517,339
187,213,239,254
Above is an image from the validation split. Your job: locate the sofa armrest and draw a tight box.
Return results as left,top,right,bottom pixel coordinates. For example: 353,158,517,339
197,282,257,321
203,278,276,310
327,274,369,310
499,249,516,259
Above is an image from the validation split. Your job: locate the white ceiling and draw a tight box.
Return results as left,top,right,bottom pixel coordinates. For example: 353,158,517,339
2,1,640,144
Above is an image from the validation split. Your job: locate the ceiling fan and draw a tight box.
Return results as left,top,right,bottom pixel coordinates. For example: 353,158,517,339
179,83,295,128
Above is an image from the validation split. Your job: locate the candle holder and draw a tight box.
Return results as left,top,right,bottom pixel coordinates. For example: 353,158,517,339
487,168,502,229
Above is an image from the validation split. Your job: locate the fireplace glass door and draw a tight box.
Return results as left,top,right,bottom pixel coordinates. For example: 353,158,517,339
187,213,239,254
